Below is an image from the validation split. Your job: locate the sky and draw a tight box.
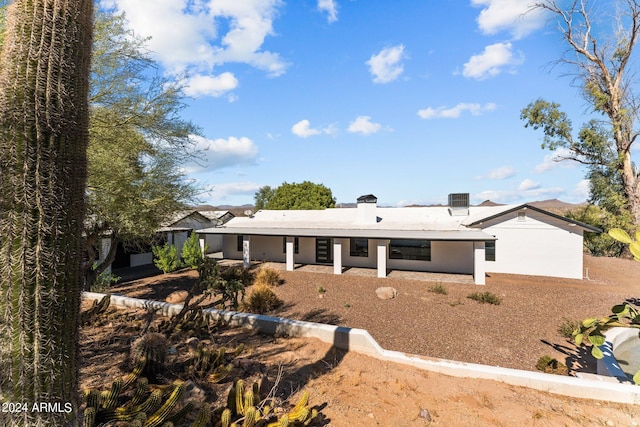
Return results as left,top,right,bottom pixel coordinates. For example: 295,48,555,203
99,0,614,207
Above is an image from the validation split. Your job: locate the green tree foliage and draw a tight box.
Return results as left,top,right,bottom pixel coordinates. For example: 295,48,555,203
253,185,275,211
522,1,640,227
84,10,200,286
181,233,208,269
0,1,93,425
152,243,182,274
263,181,336,210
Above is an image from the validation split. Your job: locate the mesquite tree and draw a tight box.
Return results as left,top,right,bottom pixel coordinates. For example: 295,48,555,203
522,0,640,226
0,0,93,426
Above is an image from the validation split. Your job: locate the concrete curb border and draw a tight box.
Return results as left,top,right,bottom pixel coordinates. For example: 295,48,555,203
83,292,640,405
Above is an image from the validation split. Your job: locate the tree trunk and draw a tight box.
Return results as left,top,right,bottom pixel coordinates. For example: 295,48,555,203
0,1,93,426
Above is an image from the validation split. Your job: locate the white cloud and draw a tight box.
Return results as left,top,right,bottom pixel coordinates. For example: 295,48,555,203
188,135,259,171
103,0,288,82
291,119,336,138
366,45,406,84
475,166,516,180
208,181,262,199
572,179,591,201
291,119,322,138
471,0,548,40
518,178,540,191
318,0,338,23
462,42,523,80
184,72,239,97
347,116,383,135
534,148,577,173
417,102,496,119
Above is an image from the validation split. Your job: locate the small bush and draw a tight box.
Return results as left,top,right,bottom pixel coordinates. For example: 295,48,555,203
255,266,281,286
536,355,568,375
152,242,182,273
429,283,448,295
317,286,327,294
557,317,581,339
182,232,208,269
467,291,501,305
90,269,120,293
245,284,282,314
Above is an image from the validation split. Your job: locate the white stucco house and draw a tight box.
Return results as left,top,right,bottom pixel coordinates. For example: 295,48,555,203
103,210,234,270
196,194,600,284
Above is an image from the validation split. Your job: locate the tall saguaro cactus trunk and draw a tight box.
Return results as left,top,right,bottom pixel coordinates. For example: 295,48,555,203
0,1,93,426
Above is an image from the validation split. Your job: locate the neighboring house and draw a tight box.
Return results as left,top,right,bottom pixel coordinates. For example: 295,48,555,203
196,194,600,285
105,210,234,270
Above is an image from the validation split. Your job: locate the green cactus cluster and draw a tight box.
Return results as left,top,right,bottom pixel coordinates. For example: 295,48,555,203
218,379,318,427
82,378,201,427
188,342,244,383
161,307,216,337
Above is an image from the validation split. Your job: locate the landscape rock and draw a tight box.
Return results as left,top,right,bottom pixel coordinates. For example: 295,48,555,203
165,290,188,304
418,408,432,421
375,287,397,300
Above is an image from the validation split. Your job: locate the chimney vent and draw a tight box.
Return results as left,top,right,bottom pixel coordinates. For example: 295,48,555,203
357,194,378,223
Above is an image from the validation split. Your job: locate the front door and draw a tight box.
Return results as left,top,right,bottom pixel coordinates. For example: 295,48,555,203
316,238,333,264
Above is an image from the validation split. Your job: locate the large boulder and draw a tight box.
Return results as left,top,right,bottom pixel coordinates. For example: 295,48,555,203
165,290,189,304
375,287,397,300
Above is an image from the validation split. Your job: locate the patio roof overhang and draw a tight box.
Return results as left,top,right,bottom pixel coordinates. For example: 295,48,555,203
196,226,496,241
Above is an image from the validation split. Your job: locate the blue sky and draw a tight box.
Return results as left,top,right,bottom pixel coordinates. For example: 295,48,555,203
101,0,602,207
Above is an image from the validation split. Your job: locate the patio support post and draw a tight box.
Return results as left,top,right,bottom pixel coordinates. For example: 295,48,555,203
199,237,206,256
242,235,251,269
473,241,486,285
377,240,387,278
333,238,343,274
285,236,295,271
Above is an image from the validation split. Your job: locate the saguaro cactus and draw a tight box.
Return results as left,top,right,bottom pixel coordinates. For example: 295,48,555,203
0,0,93,426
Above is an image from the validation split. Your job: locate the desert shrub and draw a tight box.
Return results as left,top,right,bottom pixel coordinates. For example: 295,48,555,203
182,232,208,269
536,355,568,375
429,282,448,295
254,266,281,286
467,291,501,305
198,261,251,310
317,286,327,294
245,284,282,314
152,242,182,273
557,317,581,339
90,267,120,293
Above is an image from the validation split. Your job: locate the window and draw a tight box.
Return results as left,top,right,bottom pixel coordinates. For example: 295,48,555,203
485,240,496,262
282,237,299,254
237,235,243,252
389,239,431,261
517,211,526,221
350,238,368,257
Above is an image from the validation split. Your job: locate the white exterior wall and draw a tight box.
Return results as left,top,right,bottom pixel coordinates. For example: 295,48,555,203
481,209,584,279
204,234,223,253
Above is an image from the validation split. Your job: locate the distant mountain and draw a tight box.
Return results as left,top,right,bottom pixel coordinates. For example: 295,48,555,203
528,199,587,213
477,200,504,207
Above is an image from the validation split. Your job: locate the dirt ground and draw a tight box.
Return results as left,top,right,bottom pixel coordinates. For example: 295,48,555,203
84,255,640,426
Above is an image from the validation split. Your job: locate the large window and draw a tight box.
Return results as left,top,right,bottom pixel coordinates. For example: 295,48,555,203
282,237,299,254
485,240,496,261
237,235,243,252
350,238,368,257
389,239,431,261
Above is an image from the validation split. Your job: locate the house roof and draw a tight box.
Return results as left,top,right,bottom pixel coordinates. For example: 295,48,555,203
196,202,601,240
465,203,602,232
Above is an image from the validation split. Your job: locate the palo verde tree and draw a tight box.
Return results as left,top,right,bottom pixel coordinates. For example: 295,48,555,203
522,0,640,229
255,181,336,210
84,10,200,287
0,0,93,425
